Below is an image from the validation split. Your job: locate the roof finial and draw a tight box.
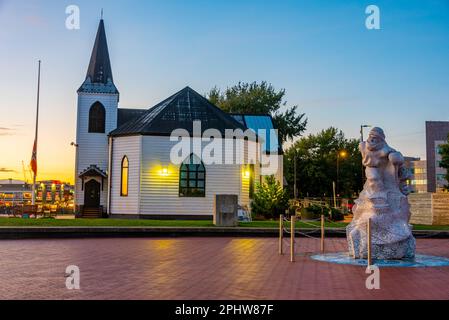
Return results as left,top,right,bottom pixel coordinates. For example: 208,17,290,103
101,8,103,20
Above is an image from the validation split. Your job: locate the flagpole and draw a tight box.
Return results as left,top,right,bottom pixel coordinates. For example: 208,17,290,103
32,60,41,206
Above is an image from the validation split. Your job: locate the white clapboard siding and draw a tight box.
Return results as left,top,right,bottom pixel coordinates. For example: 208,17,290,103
74,92,118,208
109,136,141,215
139,136,258,216
239,140,260,208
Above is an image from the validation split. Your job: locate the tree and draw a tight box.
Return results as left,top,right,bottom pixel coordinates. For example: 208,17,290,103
207,81,307,144
284,127,363,198
439,134,449,191
251,175,289,219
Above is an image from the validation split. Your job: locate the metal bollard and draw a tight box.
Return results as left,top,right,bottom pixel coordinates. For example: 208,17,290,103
321,214,325,253
290,215,295,262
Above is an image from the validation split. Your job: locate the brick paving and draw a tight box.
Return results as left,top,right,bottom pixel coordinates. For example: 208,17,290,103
0,237,449,300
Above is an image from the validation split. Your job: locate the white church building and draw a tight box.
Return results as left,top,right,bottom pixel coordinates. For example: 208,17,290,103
75,19,283,219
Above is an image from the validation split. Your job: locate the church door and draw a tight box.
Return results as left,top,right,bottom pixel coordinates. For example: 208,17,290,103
84,179,101,207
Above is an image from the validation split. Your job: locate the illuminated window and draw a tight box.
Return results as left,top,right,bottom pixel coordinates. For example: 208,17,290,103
121,156,129,197
179,154,206,197
411,179,428,185
88,102,106,133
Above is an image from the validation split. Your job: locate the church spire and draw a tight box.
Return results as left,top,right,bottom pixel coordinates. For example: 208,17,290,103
85,18,113,84
78,18,118,94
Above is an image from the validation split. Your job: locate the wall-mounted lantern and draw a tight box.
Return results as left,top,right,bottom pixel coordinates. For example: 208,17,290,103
160,167,169,177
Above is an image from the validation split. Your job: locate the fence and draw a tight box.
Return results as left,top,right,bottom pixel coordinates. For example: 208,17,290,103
296,197,354,213
280,212,449,266
279,213,376,267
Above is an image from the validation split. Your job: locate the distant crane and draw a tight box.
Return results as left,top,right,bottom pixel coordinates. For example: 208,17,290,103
22,160,31,184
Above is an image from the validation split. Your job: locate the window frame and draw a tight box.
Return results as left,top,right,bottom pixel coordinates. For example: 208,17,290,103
88,102,106,133
179,154,206,198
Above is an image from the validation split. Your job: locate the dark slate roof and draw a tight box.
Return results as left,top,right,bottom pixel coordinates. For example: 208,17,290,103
85,19,113,84
117,108,147,127
79,165,107,178
78,19,118,94
110,87,247,137
231,114,246,126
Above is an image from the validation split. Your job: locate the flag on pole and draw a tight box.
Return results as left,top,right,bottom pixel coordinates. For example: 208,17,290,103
30,140,37,176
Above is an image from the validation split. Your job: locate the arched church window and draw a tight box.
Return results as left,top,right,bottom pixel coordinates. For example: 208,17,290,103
88,102,106,133
121,156,129,197
179,154,206,197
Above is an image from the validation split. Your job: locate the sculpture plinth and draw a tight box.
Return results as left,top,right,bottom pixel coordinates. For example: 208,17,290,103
347,127,416,260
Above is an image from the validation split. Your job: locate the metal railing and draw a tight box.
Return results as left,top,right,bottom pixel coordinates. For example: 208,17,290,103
279,213,350,264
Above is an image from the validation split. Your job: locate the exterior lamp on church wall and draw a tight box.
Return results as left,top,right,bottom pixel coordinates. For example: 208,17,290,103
242,167,251,179
160,167,169,177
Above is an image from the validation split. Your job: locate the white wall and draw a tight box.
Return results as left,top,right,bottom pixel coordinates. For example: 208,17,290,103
74,92,118,210
136,136,259,216
109,136,141,215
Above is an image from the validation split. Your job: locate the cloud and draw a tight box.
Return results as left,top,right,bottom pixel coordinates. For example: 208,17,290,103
0,127,14,136
0,168,16,173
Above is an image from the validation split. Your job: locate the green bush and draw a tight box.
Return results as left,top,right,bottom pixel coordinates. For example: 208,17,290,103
287,205,298,216
329,207,344,221
251,175,289,219
299,205,323,220
299,205,344,221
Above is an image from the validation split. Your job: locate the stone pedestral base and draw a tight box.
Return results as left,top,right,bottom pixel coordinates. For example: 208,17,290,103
347,192,416,260
214,195,238,227
347,225,416,260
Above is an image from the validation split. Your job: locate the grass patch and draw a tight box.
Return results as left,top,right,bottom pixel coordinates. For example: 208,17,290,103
412,224,449,231
0,218,214,228
0,218,344,228
0,218,447,230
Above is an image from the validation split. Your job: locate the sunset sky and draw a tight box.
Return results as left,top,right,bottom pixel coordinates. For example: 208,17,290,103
1,0,449,184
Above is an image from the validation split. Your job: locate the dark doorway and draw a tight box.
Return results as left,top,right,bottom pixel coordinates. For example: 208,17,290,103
84,179,101,207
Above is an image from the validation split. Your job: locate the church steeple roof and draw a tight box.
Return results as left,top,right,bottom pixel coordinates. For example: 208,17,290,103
86,19,113,84
78,19,118,94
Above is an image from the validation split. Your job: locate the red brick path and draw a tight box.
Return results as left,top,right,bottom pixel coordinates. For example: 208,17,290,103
0,238,448,300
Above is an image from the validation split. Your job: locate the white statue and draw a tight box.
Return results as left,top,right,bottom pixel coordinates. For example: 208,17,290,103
347,127,416,260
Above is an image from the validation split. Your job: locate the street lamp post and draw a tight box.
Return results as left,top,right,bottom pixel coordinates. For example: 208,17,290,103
293,151,297,199
336,150,347,197
332,150,348,209
360,125,371,188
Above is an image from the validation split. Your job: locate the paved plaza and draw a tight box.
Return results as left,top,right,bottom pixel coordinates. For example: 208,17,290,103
1,237,449,300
